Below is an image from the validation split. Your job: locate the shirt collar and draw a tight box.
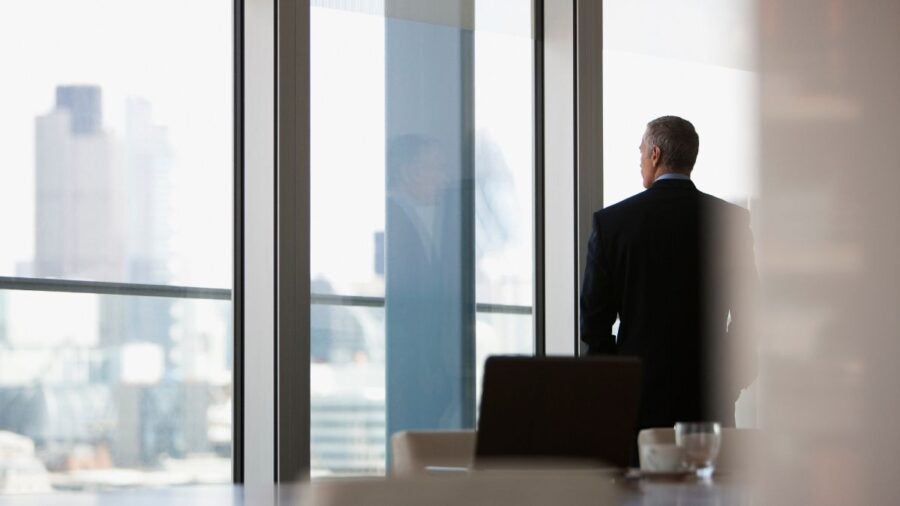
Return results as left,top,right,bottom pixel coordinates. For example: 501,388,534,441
654,172,691,182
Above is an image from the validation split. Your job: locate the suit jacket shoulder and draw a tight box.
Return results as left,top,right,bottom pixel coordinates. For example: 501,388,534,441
591,189,657,240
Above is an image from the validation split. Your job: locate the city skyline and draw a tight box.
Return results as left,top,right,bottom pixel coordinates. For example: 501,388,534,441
0,0,235,492
0,84,233,488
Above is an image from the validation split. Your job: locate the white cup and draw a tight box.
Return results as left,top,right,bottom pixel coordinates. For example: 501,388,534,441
639,443,686,472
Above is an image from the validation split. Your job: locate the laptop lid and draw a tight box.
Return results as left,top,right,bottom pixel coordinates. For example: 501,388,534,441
474,356,641,468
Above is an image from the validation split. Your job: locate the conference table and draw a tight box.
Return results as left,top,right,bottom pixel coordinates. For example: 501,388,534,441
0,472,752,506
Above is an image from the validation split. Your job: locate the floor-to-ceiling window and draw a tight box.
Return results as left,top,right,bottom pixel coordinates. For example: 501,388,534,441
602,0,758,208
309,0,534,476
601,0,759,425
0,0,233,492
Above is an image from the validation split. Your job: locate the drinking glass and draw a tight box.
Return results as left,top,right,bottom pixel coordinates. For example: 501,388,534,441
674,422,721,478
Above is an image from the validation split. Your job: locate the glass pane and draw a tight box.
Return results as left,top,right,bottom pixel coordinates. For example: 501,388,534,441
310,0,533,476
475,310,532,410
0,0,233,288
0,290,232,491
0,0,233,492
600,0,759,426
602,0,758,207
311,304,385,476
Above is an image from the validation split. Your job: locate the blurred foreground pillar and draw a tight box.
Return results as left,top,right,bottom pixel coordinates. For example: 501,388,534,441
757,1,900,504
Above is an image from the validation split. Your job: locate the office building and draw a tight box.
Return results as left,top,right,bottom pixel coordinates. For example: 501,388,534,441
34,85,125,281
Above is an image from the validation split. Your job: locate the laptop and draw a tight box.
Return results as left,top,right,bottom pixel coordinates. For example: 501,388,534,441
474,355,642,469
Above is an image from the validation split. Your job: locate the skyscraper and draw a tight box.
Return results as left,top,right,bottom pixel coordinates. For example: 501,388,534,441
117,98,175,376
34,85,125,280
124,97,172,284
32,86,184,466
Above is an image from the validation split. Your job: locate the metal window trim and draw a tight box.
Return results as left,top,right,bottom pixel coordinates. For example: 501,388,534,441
540,0,602,357
233,0,246,484
533,0,547,356
242,0,277,485
541,0,576,356
0,276,231,300
0,277,532,317
275,0,311,482
575,0,604,355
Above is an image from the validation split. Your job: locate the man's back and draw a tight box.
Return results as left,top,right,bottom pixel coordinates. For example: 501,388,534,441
581,178,753,428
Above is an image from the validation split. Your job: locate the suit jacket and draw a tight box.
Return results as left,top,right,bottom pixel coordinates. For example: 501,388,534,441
580,179,756,429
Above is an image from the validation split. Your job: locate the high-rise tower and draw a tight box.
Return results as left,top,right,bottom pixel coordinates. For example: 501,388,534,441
34,85,125,280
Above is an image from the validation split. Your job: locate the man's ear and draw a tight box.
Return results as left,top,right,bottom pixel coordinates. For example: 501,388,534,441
651,146,661,166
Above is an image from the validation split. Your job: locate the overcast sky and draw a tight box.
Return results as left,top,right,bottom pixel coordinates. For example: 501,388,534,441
0,0,233,287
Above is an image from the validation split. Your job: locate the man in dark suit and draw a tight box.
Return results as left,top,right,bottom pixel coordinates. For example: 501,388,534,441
580,116,756,429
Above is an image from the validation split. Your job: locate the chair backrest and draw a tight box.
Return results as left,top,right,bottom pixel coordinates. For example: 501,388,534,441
475,356,642,468
637,427,763,472
390,430,476,477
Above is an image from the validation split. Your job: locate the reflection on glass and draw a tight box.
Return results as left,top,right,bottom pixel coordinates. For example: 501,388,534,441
311,0,533,476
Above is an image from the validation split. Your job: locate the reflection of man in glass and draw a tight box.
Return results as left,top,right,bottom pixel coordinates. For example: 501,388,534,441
386,134,465,431
580,116,756,429
387,135,448,268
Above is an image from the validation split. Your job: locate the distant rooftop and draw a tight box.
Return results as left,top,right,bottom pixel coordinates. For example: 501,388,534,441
55,85,102,135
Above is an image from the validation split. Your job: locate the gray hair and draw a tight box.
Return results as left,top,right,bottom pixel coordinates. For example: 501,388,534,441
644,116,699,171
